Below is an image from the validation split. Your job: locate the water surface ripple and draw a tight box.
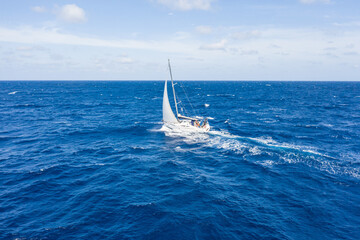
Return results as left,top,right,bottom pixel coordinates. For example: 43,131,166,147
0,81,359,239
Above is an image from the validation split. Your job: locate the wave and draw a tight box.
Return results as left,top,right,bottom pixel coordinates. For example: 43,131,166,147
158,125,359,179
12,104,49,108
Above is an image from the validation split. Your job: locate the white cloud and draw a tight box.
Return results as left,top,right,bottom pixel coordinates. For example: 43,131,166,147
231,30,261,40
0,26,194,53
239,50,259,55
49,53,64,61
16,46,48,52
299,0,331,4
156,0,214,11
2,25,360,80
333,22,360,27
31,6,46,13
57,4,87,23
16,46,34,51
196,25,212,34
343,51,359,56
200,39,227,51
117,57,134,64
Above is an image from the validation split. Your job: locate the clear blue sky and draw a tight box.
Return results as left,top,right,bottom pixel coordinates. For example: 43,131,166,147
0,0,359,80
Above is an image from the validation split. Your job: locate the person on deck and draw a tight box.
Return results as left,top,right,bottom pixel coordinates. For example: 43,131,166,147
202,118,208,128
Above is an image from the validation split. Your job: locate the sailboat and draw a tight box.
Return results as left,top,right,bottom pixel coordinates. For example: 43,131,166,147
162,59,210,132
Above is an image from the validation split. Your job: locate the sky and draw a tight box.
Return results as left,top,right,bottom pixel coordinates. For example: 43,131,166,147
0,0,359,80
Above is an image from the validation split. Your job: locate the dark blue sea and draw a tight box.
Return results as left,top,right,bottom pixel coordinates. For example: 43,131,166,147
1,81,360,239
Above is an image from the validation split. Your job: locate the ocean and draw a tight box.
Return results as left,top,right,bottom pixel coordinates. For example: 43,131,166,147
1,81,359,239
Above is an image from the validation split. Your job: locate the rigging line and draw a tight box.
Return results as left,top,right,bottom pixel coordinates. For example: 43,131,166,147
174,85,188,115
167,60,200,118
168,59,179,118
178,99,190,117
177,81,199,117
170,79,190,117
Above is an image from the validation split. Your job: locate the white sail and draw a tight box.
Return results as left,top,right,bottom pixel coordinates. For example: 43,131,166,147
163,79,178,123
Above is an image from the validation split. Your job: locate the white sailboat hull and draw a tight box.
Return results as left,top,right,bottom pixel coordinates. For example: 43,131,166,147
164,120,210,133
162,59,210,133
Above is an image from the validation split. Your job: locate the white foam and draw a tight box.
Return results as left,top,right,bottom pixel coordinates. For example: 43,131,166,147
207,136,247,154
175,146,185,152
156,124,360,179
216,94,235,97
248,136,329,158
249,136,277,145
320,123,334,128
207,131,327,160
8,91,17,95
208,130,237,139
130,146,146,150
249,146,261,155
159,123,210,144
257,160,275,167
150,125,170,132
205,104,210,107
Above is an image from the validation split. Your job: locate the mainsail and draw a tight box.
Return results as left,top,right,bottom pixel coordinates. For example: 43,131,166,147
162,59,210,132
162,79,178,123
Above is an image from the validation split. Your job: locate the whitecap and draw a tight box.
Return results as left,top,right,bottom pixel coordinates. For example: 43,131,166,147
249,146,261,155
130,146,146,150
208,130,237,139
204,104,210,107
207,137,247,154
8,91,17,95
257,160,275,167
175,146,185,152
250,136,277,145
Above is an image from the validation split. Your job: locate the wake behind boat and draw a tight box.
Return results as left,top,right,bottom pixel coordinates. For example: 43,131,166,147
162,60,210,132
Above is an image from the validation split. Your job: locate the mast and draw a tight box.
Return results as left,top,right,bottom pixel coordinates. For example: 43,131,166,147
168,59,179,119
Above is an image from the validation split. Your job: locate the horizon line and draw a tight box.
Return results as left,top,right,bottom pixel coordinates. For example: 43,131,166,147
1,79,360,82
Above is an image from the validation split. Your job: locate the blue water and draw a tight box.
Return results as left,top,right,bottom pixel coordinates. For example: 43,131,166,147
1,81,360,239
